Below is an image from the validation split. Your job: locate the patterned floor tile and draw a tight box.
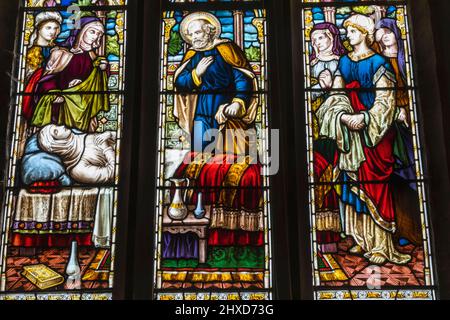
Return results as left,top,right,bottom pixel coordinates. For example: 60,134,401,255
193,282,204,289
162,282,183,289
321,237,426,289
223,282,242,289
349,277,375,287
6,247,107,292
390,264,414,274
323,280,348,287
203,282,223,289
241,282,264,289
89,282,109,289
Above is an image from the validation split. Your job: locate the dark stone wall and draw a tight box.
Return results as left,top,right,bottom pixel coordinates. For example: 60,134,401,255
0,0,19,210
429,0,450,177
414,0,450,299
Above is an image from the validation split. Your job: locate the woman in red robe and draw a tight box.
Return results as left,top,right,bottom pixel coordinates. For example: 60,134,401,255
30,16,110,133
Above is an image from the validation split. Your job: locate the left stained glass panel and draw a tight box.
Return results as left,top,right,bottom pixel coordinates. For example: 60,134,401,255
0,0,128,300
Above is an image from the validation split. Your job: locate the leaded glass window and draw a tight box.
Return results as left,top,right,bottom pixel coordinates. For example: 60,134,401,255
301,0,436,300
0,0,444,302
0,0,128,300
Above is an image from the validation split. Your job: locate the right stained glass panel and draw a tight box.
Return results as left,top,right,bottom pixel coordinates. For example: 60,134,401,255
301,2,436,300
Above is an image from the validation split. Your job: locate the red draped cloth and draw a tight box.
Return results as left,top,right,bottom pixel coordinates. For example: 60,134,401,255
174,152,262,209
174,152,263,246
314,148,340,244
347,81,396,224
22,68,44,121
208,230,264,246
11,234,93,248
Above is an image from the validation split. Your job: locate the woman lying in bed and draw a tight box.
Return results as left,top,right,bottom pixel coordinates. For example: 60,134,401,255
21,124,116,188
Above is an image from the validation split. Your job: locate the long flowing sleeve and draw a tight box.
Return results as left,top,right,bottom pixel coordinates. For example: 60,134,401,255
175,60,199,91
362,67,397,147
316,94,366,172
233,68,253,106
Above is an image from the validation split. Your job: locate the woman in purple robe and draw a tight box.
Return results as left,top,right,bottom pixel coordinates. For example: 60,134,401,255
376,18,422,246
31,16,110,133
310,22,346,101
310,23,346,253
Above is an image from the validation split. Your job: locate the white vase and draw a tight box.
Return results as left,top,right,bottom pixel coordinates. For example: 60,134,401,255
194,192,206,219
66,241,81,281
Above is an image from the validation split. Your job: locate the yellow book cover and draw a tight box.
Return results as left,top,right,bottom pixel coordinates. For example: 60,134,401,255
21,264,65,290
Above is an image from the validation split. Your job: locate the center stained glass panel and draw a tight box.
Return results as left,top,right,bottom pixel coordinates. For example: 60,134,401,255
154,8,273,301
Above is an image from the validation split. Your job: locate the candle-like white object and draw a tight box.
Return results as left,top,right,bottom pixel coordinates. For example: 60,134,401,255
194,192,206,219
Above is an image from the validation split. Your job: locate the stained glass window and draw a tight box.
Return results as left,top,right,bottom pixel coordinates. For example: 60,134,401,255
301,0,436,300
0,0,128,300
154,0,273,301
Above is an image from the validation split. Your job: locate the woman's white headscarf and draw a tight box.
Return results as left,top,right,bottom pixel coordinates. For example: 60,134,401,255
343,14,376,45
71,21,105,53
29,11,63,48
38,125,86,171
311,29,338,62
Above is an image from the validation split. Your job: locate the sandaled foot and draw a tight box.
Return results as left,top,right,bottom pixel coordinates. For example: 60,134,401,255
349,245,364,255
369,253,387,265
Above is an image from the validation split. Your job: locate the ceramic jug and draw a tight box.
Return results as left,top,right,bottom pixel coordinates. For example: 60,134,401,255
168,178,190,220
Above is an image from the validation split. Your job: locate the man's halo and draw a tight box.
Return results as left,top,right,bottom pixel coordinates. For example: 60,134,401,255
179,12,222,45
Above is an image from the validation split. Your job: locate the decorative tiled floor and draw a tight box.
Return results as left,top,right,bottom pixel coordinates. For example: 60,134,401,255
162,281,265,290
160,270,265,290
6,247,109,292
321,238,425,287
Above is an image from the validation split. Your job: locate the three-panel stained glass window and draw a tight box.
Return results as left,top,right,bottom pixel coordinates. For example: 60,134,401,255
0,0,437,301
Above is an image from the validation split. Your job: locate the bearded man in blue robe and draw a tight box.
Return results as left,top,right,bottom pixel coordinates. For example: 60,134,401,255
174,12,259,155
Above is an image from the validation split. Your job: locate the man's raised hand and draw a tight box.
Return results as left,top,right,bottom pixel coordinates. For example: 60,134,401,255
196,56,215,77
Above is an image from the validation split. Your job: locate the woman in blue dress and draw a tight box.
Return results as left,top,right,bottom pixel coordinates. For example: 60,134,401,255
317,14,411,265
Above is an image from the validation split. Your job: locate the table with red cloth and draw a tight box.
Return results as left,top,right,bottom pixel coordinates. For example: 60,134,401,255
162,152,265,261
